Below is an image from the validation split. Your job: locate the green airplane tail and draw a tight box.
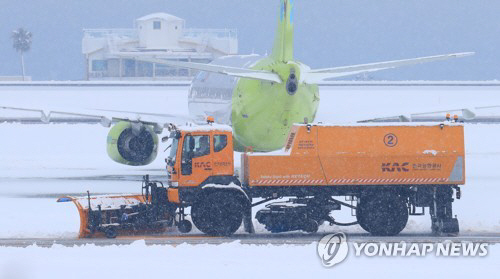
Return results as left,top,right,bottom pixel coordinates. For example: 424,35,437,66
271,0,294,62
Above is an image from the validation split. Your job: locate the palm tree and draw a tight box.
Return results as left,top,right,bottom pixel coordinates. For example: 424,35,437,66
11,28,33,81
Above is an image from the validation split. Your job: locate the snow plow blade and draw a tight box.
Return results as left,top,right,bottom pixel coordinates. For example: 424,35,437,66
57,194,146,238
58,177,177,238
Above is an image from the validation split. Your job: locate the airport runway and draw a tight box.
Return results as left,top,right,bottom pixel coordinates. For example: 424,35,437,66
1,232,500,247
1,85,499,250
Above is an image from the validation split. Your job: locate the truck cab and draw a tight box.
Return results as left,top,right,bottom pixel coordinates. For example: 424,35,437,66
166,124,234,189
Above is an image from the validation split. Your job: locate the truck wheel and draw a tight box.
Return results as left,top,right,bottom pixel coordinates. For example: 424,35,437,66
357,192,408,236
191,191,244,236
178,220,192,234
303,219,319,233
105,227,118,239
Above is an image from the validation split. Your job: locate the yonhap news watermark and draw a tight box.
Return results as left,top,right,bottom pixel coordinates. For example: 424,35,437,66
317,233,489,267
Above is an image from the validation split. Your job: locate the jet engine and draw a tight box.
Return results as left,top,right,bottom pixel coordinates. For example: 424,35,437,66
106,121,159,166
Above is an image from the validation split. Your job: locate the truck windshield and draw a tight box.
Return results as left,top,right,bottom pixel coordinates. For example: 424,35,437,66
168,138,179,165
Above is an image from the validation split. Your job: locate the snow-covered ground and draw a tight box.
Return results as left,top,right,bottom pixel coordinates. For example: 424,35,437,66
0,85,499,235
0,123,498,238
0,85,499,277
1,240,499,279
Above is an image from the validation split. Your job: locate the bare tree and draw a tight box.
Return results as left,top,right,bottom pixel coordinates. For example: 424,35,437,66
11,28,33,81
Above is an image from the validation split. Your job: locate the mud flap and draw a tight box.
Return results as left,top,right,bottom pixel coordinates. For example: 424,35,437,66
243,206,255,234
433,218,460,235
441,218,460,234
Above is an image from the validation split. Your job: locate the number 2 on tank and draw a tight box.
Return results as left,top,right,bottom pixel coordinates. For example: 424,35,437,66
384,133,398,147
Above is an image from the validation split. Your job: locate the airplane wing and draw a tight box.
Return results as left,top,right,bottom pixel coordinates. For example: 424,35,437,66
357,105,500,123
129,57,283,84
135,52,473,85
0,105,193,133
302,52,475,83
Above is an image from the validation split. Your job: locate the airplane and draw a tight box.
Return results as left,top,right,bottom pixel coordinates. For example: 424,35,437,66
0,0,485,167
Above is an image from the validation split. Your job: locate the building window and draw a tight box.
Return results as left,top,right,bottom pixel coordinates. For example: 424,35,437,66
153,21,161,30
91,60,108,71
155,64,177,77
124,59,136,77
137,61,153,77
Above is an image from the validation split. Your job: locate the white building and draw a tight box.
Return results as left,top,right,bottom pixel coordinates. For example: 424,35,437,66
82,13,238,80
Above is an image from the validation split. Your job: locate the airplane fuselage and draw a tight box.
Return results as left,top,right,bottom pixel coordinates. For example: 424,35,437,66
189,55,319,151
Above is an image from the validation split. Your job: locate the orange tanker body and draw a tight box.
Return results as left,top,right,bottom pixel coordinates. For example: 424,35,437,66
243,123,465,187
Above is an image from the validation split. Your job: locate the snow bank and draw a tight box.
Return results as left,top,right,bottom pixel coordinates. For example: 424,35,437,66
0,198,80,238
0,241,499,279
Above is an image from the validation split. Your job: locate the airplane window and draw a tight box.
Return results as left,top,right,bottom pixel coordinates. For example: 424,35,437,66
214,135,227,152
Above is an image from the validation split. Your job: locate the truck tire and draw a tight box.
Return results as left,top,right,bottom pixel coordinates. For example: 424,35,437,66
178,220,193,234
105,227,118,239
303,219,319,233
357,192,409,236
191,191,244,236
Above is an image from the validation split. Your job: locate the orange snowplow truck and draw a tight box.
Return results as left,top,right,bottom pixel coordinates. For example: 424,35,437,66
60,121,465,238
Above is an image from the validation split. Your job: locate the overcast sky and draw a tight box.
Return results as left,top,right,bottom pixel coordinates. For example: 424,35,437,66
1,0,499,80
